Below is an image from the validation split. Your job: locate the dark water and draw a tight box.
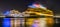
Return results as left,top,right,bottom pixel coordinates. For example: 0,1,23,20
0,18,3,27
53,18,60,27
0,18,60,27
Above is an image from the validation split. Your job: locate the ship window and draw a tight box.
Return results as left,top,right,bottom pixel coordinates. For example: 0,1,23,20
26,15,53,18
46,16,53,18
30,13,36,15
40,16,45,18
26,15,46,18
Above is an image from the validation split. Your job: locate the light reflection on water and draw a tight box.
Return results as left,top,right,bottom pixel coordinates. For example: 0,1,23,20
3,18,25,27
3,18,54,27
3,18,10,27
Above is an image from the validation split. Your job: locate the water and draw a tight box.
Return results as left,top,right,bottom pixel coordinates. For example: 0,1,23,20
3,18,11,27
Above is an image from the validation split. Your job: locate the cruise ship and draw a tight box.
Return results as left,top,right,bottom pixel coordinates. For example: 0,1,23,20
2,3,54,27
25,3,54,27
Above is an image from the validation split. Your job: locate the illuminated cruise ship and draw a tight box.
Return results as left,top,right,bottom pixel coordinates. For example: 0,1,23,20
3,3,54,27
25,3,54,27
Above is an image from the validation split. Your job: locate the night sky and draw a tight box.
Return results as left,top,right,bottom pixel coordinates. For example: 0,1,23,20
0,0,60,16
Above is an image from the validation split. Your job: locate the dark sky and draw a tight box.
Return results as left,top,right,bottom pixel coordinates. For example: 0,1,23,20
0,0,60,15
